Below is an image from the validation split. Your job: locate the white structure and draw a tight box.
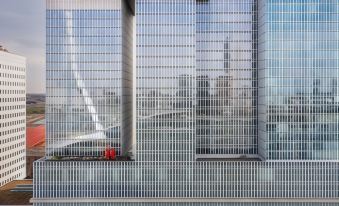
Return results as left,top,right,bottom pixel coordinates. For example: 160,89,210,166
0,47,26,187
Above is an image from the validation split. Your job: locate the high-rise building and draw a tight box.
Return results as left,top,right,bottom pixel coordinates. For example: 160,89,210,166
0,46,26,187
33,0,339,205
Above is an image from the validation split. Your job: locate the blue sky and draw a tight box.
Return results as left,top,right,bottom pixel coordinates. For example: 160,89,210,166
0,0,45,93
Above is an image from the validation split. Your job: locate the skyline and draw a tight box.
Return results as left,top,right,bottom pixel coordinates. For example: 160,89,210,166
0,0,45,94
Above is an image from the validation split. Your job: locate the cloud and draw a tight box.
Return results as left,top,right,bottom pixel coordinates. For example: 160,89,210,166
0,0,45,93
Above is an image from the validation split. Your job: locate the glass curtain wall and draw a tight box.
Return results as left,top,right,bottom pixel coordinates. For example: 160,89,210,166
196,0,258,157
136,0,196,162
258,0,339,160
46,0,125,157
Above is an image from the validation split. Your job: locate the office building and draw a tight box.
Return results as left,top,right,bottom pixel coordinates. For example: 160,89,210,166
0,46,26,187
33,0,339,205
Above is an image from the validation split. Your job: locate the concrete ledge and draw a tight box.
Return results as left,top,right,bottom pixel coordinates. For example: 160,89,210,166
30,198,339,203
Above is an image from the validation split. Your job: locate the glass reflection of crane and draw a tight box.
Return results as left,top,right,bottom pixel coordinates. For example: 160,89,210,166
53,11,107,151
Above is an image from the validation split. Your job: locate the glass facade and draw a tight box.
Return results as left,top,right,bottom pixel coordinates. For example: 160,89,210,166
196,0,258,156
46,0,134,157
258,0,339,160
136,0,196,162
35,0,339,205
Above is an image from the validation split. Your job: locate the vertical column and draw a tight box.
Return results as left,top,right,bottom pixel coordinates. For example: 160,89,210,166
121,0,136,157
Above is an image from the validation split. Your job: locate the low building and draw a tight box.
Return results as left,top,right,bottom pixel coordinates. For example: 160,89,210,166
26,116,45,178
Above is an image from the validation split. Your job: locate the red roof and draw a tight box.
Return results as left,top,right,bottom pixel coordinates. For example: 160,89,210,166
26,125,45,148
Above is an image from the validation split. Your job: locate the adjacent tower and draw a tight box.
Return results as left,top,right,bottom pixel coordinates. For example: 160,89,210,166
0,46,26,187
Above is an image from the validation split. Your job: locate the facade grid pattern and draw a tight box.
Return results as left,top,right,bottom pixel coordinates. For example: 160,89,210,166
34,0,339,205
0,51,26,187
196,0,258,157
136,0,196,162
46,0,134,157
34,161,339,199
258,0,339,161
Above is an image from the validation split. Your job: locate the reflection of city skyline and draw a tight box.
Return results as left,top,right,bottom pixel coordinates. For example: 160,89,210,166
196,10,257,156
33,0,339,204
265,77,339,160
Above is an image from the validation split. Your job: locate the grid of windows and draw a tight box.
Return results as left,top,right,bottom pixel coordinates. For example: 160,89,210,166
136,0,196,162
258,0,339,160
34,160,339,199
46,0,134,157
196,0,258,156
35,0,339,205
0,51,26,187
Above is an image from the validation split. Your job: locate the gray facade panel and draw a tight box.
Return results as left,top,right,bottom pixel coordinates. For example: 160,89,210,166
33,160,339,199
33,203,339,206
121,0,135,157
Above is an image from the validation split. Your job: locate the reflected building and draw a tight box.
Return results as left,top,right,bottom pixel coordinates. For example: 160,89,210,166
176,74,194,109
34,0,339,205
197,75,210,114
196,2,257,156
215,75,233,108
